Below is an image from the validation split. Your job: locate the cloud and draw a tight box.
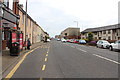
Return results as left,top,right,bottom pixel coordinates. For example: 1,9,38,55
20,0,119,37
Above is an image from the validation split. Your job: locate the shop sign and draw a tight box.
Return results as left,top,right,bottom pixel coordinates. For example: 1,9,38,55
12,32,17,43
19,33,23,49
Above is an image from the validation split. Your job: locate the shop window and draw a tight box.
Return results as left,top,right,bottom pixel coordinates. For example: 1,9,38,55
2,31,4,40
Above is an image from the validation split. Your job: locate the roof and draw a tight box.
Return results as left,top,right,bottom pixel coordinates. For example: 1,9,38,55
81,24,120,33
61,27,80,33
18,4,46,33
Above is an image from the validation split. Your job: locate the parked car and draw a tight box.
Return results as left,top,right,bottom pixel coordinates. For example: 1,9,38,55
47,39,50,42
96,40,110,48
66,39,71,42
109,40,120,51
73,40,79,43
57,38,61,41
79,40,86,44
70,39,74,43
61,38,67,42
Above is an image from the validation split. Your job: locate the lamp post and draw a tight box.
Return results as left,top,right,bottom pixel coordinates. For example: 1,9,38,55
74,21,79,39
25,0,27,50
74,21,78,28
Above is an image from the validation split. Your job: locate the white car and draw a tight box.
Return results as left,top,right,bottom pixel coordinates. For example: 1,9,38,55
61,38,67,42
47,39,50,42
57,38,61,41
109,40,120,51
96,40,110,48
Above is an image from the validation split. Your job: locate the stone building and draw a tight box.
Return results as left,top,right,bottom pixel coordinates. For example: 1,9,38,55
81,24,120,40
60,27,80,39
1,0,49,50
18,3,48,44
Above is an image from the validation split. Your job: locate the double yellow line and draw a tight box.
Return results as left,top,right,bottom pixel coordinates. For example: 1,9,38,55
5,47,39,78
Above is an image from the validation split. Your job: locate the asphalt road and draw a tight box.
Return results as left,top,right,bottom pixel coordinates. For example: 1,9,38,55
3,40,119,79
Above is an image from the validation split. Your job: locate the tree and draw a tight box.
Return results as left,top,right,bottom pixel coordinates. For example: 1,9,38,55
87,32,93,42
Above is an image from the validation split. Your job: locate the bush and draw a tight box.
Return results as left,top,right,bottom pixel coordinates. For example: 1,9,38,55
87,41,97,46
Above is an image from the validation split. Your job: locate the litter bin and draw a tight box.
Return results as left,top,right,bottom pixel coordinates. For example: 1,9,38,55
10,42,20,56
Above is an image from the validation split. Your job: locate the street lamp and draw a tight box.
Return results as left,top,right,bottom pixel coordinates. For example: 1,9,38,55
74,21,78,28
74,21,80,39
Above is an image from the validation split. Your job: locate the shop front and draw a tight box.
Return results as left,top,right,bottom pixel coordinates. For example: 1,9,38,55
1,3,21,52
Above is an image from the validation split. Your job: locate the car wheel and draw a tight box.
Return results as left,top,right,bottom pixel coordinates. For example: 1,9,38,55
101,45,104,48
96,45,98,48
109,46,113,51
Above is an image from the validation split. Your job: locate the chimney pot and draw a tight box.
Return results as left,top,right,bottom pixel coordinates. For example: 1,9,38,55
19,4,23,9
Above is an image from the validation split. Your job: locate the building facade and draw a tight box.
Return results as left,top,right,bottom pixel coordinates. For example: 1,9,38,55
18,3,48,45
61,27,80,39
1,0,49,51
0,0,20,50
81,24,120,40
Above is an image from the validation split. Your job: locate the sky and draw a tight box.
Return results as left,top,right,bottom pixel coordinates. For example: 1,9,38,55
19,0,120,37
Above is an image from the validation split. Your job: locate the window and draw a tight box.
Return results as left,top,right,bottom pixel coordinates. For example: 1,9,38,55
9,0,13,10
108,30,111,34
26,18,29,27
118,41,120,43
30,21,31,27
94,37,97,40
2,31,4,40
108,36,111,40
22,14,24,24
116,32,118,36
94,32,97,35
3,0,9,7
103,31,106,34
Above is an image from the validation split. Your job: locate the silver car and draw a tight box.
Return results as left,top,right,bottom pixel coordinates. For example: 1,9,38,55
96,40,110,48
109,40,120,51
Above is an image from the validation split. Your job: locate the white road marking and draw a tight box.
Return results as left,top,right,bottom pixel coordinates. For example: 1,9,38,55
69,45,87,53
77,48,87,53
93,54,120,64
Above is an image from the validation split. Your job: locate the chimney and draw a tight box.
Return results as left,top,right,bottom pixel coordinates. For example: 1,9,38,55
19,4,23,9
13,0,19,15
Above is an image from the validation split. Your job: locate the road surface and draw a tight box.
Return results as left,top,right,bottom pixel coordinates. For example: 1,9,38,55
3,40,119,79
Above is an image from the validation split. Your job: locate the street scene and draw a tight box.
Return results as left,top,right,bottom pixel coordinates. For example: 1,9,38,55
0,0,120,80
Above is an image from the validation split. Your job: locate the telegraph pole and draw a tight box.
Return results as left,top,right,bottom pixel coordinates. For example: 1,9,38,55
25,0,27,50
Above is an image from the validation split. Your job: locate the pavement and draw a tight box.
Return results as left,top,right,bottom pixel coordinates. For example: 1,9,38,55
2,40,120,79
2,42,44,74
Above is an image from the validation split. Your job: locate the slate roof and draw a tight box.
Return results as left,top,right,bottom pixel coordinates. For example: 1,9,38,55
81,24,120,33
